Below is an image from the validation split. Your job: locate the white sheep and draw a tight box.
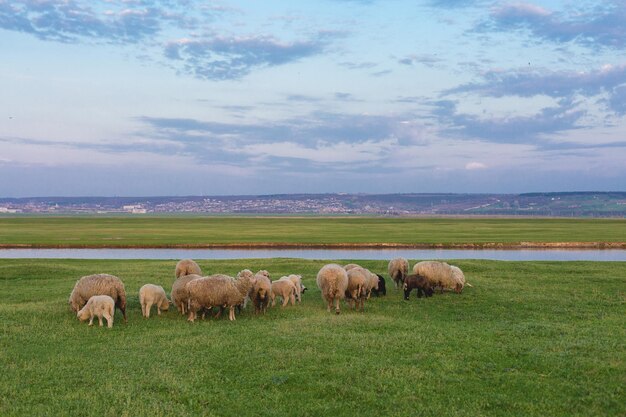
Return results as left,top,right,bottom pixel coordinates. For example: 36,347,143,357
388,257,409,289
283,274,306,303
316,264,349,314
186,273,255,322
77,295,115,328
363,269,380,299
449,265,472,292
171,274,202,315
69,274,127,322
413,261,462,293
345,267,368,311
139,284,170,318
271,278,297,307
175,259,202,279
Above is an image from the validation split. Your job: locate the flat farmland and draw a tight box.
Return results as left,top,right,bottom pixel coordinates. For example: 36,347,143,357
0,216,625,247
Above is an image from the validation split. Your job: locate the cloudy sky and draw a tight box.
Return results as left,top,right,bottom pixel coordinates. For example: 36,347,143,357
1,0,625,196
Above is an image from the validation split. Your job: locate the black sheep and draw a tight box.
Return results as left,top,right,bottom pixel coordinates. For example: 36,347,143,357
403,273,434,300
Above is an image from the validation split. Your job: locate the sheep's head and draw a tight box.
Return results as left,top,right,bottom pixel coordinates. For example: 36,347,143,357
159,298,170,311
301,285,307,294
77,307,90,322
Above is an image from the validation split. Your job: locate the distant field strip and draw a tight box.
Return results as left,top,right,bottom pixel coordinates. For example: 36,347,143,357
0,216,625,247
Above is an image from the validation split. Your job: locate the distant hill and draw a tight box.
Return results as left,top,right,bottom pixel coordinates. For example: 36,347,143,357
0,192,625,217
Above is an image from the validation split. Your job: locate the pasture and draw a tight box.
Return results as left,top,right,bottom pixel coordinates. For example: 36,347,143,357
0,216,625,247
1,258,624,416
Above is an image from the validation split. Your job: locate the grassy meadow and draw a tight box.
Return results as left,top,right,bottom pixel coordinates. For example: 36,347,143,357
1,258,624,416
0,216,625,247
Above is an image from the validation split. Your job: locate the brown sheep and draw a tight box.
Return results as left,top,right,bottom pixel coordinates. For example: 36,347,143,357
69,274,127,323
316,264,349,314
171,274,202,315
345,267,368,311
175,259,202,279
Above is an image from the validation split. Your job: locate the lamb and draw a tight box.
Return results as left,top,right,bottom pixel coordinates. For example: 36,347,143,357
171,274,202,315
69,274,127,322
271,278,297,307
345,267,368,311
139,284,170,318
388,257,409,289
250,274,271,314
371,274,387,297
284,274,306,302
413,261,462,294
316,264,349,314
77,295,115,328
175,259,202,279
403,274,434,300
186,273,254,322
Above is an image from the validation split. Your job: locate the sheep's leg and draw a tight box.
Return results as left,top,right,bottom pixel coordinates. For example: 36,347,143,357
326,298,332,313
141,303,146,317
104,312,113,328
187,310,195,322
88,314,94,326
229,306,235,321
335,296,341,314
282,295,289,307
98,315,103,327
145,301,152,318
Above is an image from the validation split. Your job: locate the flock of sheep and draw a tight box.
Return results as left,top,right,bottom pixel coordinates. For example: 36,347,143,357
68,257,469,327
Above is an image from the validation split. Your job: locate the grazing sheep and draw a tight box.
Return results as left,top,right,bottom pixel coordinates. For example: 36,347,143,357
171,274,202,315
388,258,409,290
371,274,387,297
343,263,362,271
186,273,254,322
271,278,297,307
363,269,380,300
413,261,461,294
403,274,434,300
284,274,306,303
255,270,271,280
250,275,272,314
316,264,349,314
345,267,368,311
139,284,170,318
69,274,127,323
175,259,202,279
449,265,472,292
77,295,115,328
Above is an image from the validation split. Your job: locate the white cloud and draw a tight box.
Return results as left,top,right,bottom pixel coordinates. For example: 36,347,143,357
465,161,487,170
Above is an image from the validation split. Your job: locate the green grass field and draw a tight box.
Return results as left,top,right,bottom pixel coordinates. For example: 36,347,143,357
1,258,624,416
0,216,625,247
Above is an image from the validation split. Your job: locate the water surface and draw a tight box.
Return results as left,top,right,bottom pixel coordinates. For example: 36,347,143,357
0,248,624,261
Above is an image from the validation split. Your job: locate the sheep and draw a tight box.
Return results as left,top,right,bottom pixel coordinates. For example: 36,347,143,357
186,273,254,322
449,265,472,292
403,274,434,300
284,274,306,302
316,264,349,314
139,284,170,318
250,275,272,314
413,261,461,294
388,257,409,290
371,274,387,297
363,269,380,300
271,278,297,307
171,274,202,315
175,259,202,279
343,263,361,271
69,274,127,323
77,295,115,328
345,267,368,311
255,270,271,280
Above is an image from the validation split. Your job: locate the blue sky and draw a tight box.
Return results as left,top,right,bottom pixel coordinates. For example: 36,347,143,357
1,0,625,196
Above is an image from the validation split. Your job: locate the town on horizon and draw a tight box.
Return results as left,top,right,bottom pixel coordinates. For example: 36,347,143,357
1,192,625,217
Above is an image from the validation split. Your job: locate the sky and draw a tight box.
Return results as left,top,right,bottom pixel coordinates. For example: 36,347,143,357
1,0,625,197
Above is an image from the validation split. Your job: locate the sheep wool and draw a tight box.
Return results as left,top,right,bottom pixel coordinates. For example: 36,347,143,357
413,261,461,293
316,264,349,314
69,274,127,322
139,284,170,318
388,257,409,290
175,259,202,279
271,278,297,307
346,267,368,311
186,273,254,322
171,274,202,315
343,263,361,271
77,295,115,328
